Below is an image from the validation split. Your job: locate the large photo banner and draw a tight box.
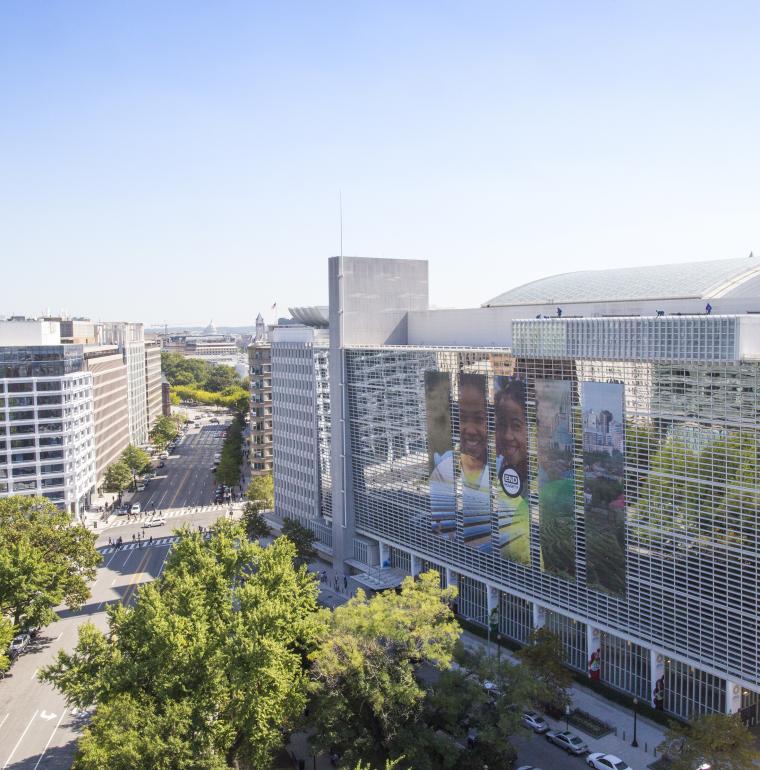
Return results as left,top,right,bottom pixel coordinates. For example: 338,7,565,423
536,380,576,579
458,373,491,551
425,371,456,538
582,381,626,596
493,376,530,564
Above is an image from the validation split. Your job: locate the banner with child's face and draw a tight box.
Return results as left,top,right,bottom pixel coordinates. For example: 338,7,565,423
493,376,530,564
458,373,490,550
425,371,455,538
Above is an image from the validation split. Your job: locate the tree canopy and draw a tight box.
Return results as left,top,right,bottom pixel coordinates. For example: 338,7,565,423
0,496,100,632
280,517,318,568
41,520,320,770
307,571,459,767
242,502,272,542
121,444,152,477
659,712,760,770
161,352,243,393
103,460,133,495
245,472,274,509
515,627,572,711
149,414,183,450
214,416,243,487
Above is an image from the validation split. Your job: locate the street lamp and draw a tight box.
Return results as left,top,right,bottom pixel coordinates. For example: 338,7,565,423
631,697,639,747
488,607,499,661
565,704,571,731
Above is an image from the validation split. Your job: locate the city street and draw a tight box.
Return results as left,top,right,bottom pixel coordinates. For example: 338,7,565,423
0,409,242,770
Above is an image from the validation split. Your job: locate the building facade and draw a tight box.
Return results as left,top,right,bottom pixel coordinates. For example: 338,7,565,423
145,340,163,429
248,314,273,477
84,346,130,485
0,322,96,514
273,255,760,723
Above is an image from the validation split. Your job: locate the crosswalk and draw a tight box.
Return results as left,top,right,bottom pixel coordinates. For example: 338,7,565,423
105,503,239,529
99,536,179,554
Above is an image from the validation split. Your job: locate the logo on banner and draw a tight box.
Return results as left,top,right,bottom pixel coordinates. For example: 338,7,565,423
499,465,522,498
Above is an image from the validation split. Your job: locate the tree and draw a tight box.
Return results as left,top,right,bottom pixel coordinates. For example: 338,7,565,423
659,712,760,770
41,521,320,769
0,616,14,673
0,496,100,630
121,444,152,476
242,502,272,541
205,365,241,393
103,461,133,496
515,627,572,712
245,472,274,509
149,415,180,450
280,517,317,567
308,571,459,767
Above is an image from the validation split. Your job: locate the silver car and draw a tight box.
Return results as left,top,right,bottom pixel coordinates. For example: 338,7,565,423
545,729,589,755
522,710,549,733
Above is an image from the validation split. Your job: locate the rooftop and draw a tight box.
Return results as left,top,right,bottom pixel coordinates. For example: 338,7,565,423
483,255,760,307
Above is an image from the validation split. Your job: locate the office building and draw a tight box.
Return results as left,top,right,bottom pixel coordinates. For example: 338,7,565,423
274,255,760,722
0,320,96,514
248,314,273,477
271,306,331,546
145,339,162,428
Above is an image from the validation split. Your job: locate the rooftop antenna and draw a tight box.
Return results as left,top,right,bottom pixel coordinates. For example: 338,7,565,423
339,189,343,258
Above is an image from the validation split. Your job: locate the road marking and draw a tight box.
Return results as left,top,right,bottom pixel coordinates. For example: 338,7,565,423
39,710,56,720
2,709,39,769
55,632,62,641
0,713,8,733
31,667,39,681
34,708,67,770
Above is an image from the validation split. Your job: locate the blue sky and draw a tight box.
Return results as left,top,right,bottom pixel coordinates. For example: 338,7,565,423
2,1,759,325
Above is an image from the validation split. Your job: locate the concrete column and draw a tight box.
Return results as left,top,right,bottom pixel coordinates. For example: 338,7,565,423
532,602,546,631
487,585,499,614
650,648,665,712
379,541,390,568
587,626,601,681
726,680,743,714
411,553,421,577
446,568,459,591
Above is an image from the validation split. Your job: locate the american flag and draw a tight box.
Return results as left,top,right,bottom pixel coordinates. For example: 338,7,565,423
271,302,277,311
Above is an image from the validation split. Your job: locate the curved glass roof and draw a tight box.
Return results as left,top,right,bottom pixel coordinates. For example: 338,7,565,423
483,256,760,307
288,306,329,327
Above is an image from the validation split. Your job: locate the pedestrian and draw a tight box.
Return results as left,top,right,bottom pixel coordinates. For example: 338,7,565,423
108,537,112,546
149,535,153,545
132,533,135,542
343,575,348,591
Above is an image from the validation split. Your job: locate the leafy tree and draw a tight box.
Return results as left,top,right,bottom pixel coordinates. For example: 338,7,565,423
103,461,133,495
242,502,272,541
245,472,274,509
515,627,572,712
214,416,243,487
0,616,14,673
0,496,100,629
205,364,240,393
169,391,181,406
280,517,317,567
41,521,320,770
121,444,152,478
308,571,459,767
172,385,250,415
659,712,760,770
149,415,181,450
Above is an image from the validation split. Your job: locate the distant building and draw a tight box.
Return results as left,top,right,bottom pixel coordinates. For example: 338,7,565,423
248,314,273,477
161,375,172,417
144,340,162,428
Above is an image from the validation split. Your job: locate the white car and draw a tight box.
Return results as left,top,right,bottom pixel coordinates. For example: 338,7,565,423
8,633,30,658
144,517,166,528
482,680,501,696
587,754,633,770
131,503,141,514
517,766,544,770
522,710,549,733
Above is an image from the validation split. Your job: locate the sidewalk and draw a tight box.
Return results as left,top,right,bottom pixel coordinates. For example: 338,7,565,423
459,629,666,769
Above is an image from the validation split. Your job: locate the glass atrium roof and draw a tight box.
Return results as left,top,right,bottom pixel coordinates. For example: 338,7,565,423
483,256,760,307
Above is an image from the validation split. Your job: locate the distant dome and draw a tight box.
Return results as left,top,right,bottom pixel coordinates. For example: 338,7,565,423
204,320,217,334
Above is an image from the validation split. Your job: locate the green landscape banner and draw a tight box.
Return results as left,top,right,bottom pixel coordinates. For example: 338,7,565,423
536,380,576,579
582,381,626,596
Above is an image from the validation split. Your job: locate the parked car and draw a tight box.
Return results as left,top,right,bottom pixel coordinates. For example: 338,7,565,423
210,417,220,423
8,633,30,659
131,503,141,514
586,754,633,770
160,452,169,459
545,730,589,755
136,483,146,492
144,517,166,528
158,461,165,469
522,710,549,733
517,767,545,770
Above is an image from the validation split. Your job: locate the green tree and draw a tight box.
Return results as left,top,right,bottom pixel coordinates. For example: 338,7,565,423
103,461,133,496
308,571,459,767
205,364,241,393
41,521,320,770
659,712,760,770
120,444,152,490
242,502,272,541
280,517,317,567
0,616,14,673
149,415,180,450
245,472,274,509
515,627,572,712
214,416,243,487
0,496,100,630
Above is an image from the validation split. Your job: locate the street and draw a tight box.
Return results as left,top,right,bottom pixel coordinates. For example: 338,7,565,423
0,408,242,770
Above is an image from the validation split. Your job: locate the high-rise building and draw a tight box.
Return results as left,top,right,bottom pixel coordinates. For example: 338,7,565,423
274,255,760,723
271,307,331,546
98,322,148,446
0,320,96,514
145,339,162,429
248,314,273,477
